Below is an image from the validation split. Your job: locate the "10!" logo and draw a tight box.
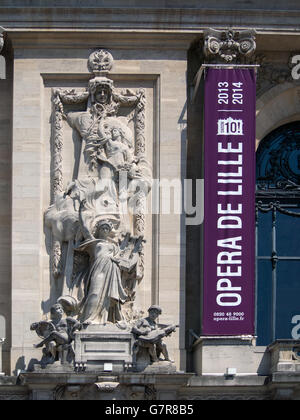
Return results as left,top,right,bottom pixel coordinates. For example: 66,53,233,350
217,117,244,136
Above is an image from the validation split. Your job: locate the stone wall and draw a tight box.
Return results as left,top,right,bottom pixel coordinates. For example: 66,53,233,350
1,1,300,399
6,31,191,373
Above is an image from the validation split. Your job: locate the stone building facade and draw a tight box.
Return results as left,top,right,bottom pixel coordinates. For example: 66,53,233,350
1,0,300,400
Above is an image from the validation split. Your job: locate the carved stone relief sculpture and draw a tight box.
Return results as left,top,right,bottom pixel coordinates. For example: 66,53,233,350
44,50,152,328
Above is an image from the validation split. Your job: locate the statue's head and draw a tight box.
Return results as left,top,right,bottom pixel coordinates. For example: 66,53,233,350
148,305,162,320
50,303,64,319
102,117,134,148
111,127,122,140
88,77,113,105
94,219,114,239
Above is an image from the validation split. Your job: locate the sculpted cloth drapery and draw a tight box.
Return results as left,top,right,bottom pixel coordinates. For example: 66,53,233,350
75,237,128,324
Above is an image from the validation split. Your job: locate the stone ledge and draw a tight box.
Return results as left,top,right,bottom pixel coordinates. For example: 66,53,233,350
193,335,256,346
1,4,300,32
188,374,268,387
1,0,300,10
0,376,18,386
267,339,300,374
192,336,270,376
271,372,300,383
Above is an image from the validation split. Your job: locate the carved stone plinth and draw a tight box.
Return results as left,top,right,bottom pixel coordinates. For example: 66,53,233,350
267,340,300,373
133,350,177,373
143,361,177,374
192,336,269,376
32,361,75,373
74,324,135,373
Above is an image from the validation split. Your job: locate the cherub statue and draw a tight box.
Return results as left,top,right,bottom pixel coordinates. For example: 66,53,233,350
131,305,178,367
31,302,83,367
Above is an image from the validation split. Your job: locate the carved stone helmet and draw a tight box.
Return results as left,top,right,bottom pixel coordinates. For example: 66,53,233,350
95,218,114,231
88,76,114,102
148,305,162,315
92,216,120,237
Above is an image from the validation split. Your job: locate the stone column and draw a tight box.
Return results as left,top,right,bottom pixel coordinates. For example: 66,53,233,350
0,338,4,375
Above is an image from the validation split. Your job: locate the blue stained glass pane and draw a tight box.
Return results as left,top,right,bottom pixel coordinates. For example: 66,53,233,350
276,210,300,257
257,211,272,257
256,122,300,345
256,260,272,346
276,261,300,340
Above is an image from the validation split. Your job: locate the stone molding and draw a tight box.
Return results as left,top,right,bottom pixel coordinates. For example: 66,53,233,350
2,367,300,399
6,31,194,51
1,3,300,31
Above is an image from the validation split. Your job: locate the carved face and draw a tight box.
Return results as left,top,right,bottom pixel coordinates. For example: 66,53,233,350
97,223,112,238
95,86,110,104
111,128,121,141
51,304,64,320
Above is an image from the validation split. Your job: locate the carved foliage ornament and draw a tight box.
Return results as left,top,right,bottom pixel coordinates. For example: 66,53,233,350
203,28,256,63
256,122,300,192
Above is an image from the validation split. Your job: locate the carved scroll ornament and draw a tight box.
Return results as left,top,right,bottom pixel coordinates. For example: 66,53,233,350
203,28,256,63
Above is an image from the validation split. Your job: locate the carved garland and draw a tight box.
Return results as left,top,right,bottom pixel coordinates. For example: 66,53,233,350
134,88,146,280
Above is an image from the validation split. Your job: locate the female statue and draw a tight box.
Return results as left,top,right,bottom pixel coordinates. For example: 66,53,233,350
76,200,128,324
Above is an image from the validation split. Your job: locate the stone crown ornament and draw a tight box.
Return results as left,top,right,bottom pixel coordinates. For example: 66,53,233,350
203,28,256,63
88,49,114,74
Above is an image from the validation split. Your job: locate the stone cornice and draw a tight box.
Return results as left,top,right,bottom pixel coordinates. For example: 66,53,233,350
1,5,300,32
5,31,195,50
6,30,300,55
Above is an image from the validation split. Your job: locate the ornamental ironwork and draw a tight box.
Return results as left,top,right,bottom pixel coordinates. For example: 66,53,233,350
256,122,300,197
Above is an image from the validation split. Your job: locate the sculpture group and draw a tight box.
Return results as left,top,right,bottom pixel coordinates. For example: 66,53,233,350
44,50,151,324
32,50,177,371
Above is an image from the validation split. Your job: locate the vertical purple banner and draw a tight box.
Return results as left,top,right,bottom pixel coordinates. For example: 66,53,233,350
203,68,256,335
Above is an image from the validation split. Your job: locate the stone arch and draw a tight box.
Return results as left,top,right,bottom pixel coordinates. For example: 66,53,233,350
256,82,300,149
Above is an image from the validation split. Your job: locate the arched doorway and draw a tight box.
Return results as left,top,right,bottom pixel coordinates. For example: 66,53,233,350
256,122,300,345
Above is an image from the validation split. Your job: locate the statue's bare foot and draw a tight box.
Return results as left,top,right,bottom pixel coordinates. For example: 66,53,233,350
34,343,43,348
